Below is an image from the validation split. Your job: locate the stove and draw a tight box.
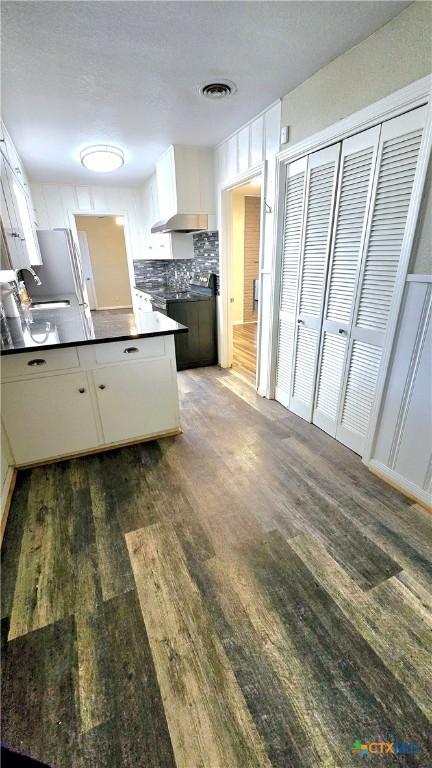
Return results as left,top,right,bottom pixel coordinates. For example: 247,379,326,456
150,273,218,370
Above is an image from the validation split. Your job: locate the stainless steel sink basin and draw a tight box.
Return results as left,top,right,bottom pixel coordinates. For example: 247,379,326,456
30,300,71,309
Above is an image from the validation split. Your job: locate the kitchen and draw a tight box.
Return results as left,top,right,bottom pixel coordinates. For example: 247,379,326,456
1,2,432,767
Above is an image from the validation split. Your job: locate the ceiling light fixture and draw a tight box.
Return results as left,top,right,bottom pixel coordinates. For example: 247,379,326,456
80,145,124,172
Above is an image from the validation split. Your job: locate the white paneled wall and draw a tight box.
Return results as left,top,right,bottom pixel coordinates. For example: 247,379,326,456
215,100,281,393
30,183,145,261
370,276,432,507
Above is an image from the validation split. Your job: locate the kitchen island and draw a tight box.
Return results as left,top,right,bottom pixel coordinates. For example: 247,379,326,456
1,299,187,466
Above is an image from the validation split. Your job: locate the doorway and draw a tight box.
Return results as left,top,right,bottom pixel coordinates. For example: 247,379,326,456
74,215,132,311
229,177,262,384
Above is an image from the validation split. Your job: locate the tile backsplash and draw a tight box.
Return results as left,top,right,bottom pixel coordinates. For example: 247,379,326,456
133,232,219,290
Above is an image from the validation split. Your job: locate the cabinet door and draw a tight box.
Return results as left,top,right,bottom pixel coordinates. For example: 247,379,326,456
2,372,100,464
336,105,427,455
1,155,29,269
156,147,177,221
289,144,340,420
93,359,179,444
313,126,381,437
275,157,307,407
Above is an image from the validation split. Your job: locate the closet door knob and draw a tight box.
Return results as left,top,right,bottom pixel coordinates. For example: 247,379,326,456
338,328,347,336
78,387,85,394
98,384,106,390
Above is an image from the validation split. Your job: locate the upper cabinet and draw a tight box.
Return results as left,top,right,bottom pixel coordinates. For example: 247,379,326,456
139,170,195,261
0,122,42,270
155,145,215,222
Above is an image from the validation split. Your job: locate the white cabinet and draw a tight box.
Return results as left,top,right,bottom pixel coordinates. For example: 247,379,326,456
93,358,178,444
2,371,100,464
155,145,215,221
132,287,153,313
139,172,194,260
1,335,181,466
0,122,42,268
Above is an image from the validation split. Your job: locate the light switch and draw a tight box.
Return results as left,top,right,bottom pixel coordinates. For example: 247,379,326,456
280,126,289,145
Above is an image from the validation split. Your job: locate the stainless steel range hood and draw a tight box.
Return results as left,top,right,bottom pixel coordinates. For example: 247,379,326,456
151,213,209,234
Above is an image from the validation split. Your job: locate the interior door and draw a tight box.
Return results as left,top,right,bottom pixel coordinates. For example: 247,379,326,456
313,125,381,437
336,105,427,454
77,230,97,310
275,157,307,407
288,144,340,420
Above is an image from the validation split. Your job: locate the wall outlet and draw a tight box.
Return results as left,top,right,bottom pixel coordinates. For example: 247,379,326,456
280,126,289,145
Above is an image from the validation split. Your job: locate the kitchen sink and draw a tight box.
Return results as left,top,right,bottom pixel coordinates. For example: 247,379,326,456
30,300,71,309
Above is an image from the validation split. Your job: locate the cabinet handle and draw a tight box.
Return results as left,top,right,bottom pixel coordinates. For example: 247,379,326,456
124,346,139,354
338,328,348,336
98,384,106,390
78,387,86,394
297,319,304,325
27,358,46,367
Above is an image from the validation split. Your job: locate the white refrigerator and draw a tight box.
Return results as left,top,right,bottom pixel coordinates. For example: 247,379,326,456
31,228,90,309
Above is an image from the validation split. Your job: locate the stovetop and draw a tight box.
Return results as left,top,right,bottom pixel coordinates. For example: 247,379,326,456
151,289,211,304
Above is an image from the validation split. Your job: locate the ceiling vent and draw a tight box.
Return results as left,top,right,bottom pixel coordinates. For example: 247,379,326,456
199,80,236,99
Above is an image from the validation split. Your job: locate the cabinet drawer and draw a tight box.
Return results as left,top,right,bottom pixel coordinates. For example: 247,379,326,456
93,336,165,364
1,346,79,379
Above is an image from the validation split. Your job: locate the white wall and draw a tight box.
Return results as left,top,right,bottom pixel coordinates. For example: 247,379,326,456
281,3,432,147
30,183,145,261
369,163,432,507
215,100,281,394
1,421,14,537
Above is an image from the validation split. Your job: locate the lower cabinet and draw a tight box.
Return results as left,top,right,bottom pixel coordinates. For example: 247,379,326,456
93,358,178,444
2,371,100,464
1,340,181,466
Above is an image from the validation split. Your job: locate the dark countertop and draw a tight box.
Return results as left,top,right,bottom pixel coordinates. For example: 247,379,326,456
134,285,211,302
1,294,188,356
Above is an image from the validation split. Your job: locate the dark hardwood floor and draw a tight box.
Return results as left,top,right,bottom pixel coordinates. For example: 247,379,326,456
232,322,257,383
1,366,431,767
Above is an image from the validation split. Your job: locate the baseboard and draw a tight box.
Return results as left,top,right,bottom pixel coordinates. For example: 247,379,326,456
1,467,17,545
368,460,431,512
16,428,182,469
94,305,133,311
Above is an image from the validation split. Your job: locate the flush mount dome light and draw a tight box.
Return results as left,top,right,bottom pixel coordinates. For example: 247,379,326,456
199,80,236,99
80,145,124,172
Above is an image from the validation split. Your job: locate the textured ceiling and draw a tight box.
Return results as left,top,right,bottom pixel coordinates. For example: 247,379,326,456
2,1,410,185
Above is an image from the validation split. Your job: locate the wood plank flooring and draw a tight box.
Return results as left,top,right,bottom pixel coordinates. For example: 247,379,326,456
1,366,431,767
232,322,257,383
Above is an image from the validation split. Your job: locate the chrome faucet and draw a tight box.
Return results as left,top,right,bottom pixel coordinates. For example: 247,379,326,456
17,267,42,286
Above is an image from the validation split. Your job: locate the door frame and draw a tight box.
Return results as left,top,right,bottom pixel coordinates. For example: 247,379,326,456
68,209,134,310
269,74,432,463
219,162,265,388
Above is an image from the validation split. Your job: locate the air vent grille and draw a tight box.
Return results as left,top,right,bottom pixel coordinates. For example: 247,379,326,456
199,81,236,99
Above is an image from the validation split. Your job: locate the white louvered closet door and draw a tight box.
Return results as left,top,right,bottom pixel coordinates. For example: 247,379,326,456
275,157,307,407
289,144,340,421
313,126,381,437
336,105,427,454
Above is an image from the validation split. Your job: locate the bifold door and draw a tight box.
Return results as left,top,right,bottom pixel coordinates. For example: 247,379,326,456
276,104,427,456
275,144,340,418
333,105,427,454
313,125,381,438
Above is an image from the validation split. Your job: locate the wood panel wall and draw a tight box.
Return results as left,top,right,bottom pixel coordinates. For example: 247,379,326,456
243,196,260,323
